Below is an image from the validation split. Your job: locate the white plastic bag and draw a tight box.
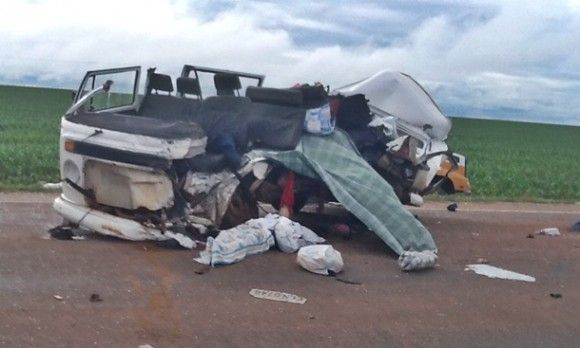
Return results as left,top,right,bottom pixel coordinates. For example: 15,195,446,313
296,245,343,275
303,104,335,135
274,216,325,253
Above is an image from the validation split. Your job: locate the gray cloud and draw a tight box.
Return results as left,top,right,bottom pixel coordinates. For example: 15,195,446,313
0,0,579,125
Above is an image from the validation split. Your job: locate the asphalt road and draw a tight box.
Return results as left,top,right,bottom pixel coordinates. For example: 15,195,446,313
0,193,579,347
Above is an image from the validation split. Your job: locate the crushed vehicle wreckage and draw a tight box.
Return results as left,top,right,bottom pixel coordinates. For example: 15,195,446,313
52,64,470,271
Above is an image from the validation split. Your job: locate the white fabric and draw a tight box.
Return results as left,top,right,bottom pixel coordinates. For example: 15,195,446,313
398,250,438,271
194,217,276,266
334,70,451,140
274,216,326,253
297,245,344,275
194,214,325,266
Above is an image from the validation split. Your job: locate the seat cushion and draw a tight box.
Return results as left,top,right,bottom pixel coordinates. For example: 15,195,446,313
138,94,201,122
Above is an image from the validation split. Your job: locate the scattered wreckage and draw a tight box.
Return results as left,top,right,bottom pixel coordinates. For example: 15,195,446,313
52,64,470,271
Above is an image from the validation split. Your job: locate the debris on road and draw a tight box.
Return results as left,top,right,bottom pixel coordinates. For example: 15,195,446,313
329,223,351,238
335,277,362,285
193,264,210,275
53,294,64,301
297,245,344,275
537,227,561,236
549,293,562,299
526,233,535,239
163,230,197,249
465,264,536,282
476,257,489,264
49,225,90,241
194,214,325,266
447,203,458,212
249,289,307,304
89,293,103,302
398,250,438,272
194,218,275,266
274,216,325,253
49,226,74,240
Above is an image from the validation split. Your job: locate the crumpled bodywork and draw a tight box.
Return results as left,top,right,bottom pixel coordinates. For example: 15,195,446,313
334,70,451,140
84,160,174,211
53,64,469,264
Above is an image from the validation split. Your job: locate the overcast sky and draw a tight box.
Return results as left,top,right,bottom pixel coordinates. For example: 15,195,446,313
1,0,579,125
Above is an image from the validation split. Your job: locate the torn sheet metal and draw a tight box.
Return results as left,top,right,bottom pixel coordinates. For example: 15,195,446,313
334,70,451,140
85,160,174,211
53,197,169,242
183,171,239,226
466,264,536,282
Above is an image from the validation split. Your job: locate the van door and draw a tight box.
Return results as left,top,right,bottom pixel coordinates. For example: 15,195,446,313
75,66,141,114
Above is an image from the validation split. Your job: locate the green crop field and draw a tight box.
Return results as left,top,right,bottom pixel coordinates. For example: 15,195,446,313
447,118,579,202
0,85,69,190
0,84,579,201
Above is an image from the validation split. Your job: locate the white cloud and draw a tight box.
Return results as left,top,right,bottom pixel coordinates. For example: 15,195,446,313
0,0,579,125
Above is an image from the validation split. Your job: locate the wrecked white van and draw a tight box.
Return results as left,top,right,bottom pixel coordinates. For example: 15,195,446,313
53,64,469,246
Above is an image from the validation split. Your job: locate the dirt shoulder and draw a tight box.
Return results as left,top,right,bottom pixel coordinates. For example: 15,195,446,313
0,194,579,347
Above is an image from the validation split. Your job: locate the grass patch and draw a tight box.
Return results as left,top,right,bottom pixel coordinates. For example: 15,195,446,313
0,85,69,190
0,84,578,202
447,117,580,202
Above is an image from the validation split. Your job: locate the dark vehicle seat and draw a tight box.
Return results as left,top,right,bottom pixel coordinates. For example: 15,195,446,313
191,92,305,153
139,73,199,121
246,85,327,108
176,76,202,99
190,96,253,151
294,84,328,109
214,73,242,96
245,86,303,107
149,72,174,93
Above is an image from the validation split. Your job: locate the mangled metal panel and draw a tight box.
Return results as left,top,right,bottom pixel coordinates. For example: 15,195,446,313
84,160,174,211
334,70,451,140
